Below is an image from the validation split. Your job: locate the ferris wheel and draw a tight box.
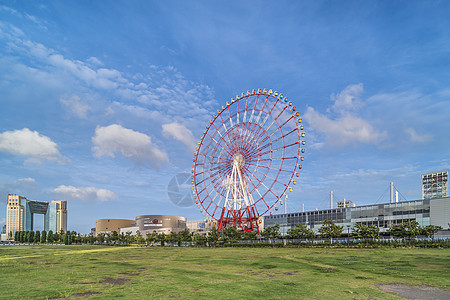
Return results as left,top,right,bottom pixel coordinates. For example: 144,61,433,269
192,89,305,233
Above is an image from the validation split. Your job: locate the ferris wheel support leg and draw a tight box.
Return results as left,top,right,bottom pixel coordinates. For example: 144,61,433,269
218,207,226,233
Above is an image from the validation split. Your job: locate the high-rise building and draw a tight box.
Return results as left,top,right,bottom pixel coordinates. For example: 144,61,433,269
422,171,448,200
5,194,67,239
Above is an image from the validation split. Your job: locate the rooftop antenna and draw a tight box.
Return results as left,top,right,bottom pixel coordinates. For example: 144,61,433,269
330,190,333,209
390,181,394,203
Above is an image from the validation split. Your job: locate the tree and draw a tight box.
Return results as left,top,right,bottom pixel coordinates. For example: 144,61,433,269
287,224,315,242
194,234,207,246
53,232,60,243
157,232,166,246
71,231,77,244
28,231,34,243
222,226,242,244
63,232,70,245
178,229,192,245
352,224,380,246
242,231,257,241
402,221,421,244
111,231,119,244
97,233,106,244
318,219,343,245
388,224,404,240
47,230,54,243
421,225,442,241
135,230,145,244
124,231,132,244
105,233,113,244
167,232,178,246
41,230,47,243
207,227,219,247
146,231,158,246
261,224,281,244
34,231,41,243
14,231,19,242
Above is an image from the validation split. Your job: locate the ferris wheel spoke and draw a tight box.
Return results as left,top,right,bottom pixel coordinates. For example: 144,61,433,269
242,95,250,124
197,153,230,162
219,111,237,154
271,127,299,145
247,94,259,124
253,95,270,125
261,105,288,137
257,156,298,162
247,172,275,208
205,124,233,157
257,143,299,158
241,121,266,152
246,162,294,173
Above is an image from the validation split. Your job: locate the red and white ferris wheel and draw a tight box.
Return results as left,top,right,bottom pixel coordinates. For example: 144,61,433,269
192,89,305,233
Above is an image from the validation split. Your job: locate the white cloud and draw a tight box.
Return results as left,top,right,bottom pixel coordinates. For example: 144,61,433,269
304,107,387,146
86,56,103,66
0,128,65,163
330,83,364,114
52,185,116,202
92,124,169,168
404,128,432,143
304,84,387,147
60,95,91,118
0,177,39,199
17,177,35,184
162,122,196,151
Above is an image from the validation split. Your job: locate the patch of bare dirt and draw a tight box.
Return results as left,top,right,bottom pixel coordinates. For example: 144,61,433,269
377,283,450,300
100,277,131,286
118,271,140,276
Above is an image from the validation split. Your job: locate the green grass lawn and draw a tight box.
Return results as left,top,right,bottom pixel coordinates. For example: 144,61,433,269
0,245,449,299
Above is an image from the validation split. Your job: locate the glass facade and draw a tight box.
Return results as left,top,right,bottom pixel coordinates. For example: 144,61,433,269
264,198,436,235
422,171,448,199
5,194,67,239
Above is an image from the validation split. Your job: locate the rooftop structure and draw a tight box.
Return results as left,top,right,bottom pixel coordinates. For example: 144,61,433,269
422,170,448,200
264,196,450,236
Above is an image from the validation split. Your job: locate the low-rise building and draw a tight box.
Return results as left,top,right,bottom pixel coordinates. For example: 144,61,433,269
187,220,217,236
264,196,450,236
95,219,135,237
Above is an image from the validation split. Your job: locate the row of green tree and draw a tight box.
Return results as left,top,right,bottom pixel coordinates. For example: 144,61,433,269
270,219,443,245
14,230,78,245
94,229,213,246
12,220,444,247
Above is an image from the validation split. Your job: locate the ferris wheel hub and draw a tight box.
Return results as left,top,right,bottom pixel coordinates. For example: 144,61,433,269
232,153,244,168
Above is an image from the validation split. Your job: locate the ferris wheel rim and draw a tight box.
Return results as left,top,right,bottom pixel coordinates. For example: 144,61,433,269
192,89,305,222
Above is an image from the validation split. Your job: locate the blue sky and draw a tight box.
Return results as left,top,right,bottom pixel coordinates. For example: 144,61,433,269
1,1,449,233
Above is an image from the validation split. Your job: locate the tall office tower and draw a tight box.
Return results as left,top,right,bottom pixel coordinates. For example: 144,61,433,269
5,194,68,239
422,170,449,200
6,194,26,239
53,200,67,233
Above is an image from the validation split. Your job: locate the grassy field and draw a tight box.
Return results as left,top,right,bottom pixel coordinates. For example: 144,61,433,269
0,245,449,299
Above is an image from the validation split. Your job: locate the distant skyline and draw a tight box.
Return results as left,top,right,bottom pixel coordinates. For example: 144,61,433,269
1,1,449,233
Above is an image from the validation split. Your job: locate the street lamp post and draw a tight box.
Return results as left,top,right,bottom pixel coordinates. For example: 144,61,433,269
347,225,351,247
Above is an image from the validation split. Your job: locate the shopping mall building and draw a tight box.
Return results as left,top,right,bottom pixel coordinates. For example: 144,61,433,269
94,215,187,236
